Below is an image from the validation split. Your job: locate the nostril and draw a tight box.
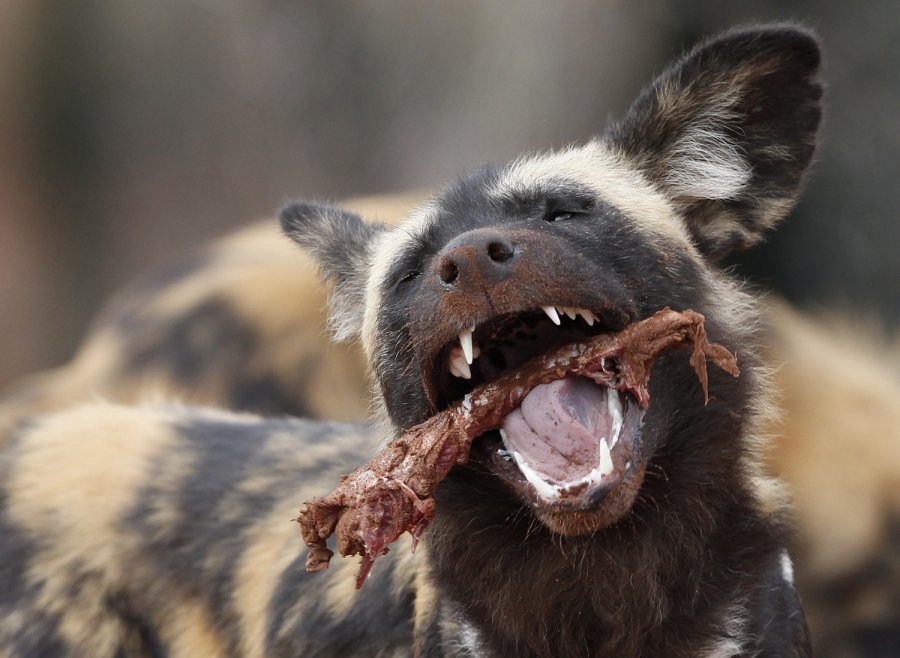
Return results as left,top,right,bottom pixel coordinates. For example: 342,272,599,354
487,240,515,263
438,232,516,287
439,258,459,284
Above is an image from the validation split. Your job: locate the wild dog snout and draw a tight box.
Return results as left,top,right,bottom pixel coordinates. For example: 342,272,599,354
436,228,519,291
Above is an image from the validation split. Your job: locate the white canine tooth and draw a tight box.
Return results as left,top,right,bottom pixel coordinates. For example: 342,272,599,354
511,450,561,501
449,353,471,379
458,327,475,364
542,305,561,325
607,389,624,448
562,306,577,320
579,309,596,326
460,358,472,379
599,437,613,477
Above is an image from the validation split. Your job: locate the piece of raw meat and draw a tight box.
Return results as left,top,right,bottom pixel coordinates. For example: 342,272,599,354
297,308,740,588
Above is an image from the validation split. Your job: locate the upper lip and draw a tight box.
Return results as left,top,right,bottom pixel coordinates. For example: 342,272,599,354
422,304,630,413
448,306,600,379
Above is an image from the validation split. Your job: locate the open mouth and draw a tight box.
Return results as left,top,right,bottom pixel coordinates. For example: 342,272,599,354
300,307,738,581
426,306,645,515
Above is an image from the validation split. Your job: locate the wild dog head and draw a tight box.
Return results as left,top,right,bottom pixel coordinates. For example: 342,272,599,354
281,25,822,536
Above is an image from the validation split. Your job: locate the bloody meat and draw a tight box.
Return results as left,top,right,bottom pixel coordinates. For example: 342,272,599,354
297,308,740,588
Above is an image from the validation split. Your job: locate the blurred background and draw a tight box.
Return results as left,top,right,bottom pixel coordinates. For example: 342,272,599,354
0,3,899,655
0,0,897,388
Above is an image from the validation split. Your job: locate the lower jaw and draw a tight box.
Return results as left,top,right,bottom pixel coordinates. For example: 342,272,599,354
469,431,647,536
534,459,647,535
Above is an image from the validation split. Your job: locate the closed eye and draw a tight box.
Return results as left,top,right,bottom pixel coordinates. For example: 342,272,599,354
544,209,585,223
398,270,421,284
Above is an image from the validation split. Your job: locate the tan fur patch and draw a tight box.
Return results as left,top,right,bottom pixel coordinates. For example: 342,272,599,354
7,404,182,567
231,457,309,656
341,191,427,225
412,545,441,657
162,602,229,657
5,403,191,652
763,302,900,576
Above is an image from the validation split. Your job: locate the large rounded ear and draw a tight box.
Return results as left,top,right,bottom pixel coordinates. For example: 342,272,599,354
280,201,385,341
606,24,823,259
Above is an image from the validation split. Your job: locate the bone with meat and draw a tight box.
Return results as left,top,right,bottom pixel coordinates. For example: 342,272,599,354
297,308,740,588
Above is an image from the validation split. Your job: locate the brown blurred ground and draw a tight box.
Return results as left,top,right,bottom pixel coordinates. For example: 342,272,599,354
1,0,898,389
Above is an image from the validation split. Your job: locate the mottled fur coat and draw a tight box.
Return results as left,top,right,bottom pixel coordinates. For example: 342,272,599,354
0,25,824,657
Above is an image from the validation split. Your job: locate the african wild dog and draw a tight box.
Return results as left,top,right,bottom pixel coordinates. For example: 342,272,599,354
1,25,822,657
0,192,422,432
5,249,897,656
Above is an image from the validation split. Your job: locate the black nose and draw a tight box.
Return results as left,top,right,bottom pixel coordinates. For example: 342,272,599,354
437,229,519,288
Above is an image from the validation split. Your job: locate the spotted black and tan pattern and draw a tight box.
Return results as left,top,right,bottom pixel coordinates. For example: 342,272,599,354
0,193,423,435
0,23,868,658
0,405,426,657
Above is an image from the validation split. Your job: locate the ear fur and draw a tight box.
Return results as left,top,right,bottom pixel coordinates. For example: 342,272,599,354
607,24,823,259
280,201,384,341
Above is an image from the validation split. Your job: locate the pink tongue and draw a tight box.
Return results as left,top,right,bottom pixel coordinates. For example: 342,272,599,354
501,376,614,483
